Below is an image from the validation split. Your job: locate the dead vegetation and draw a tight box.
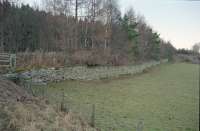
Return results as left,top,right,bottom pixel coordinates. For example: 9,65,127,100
0,78,31,102
0,102,95,131
17,51,66,69
16,49,130,70
0,78,96,131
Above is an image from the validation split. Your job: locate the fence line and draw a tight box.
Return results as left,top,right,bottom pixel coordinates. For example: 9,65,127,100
0,53,16,72
16,60,169,130
21,81,145,131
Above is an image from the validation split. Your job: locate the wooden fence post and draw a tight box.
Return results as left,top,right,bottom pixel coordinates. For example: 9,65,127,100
10,54,16,72
91,104,96,127
136,120,144,131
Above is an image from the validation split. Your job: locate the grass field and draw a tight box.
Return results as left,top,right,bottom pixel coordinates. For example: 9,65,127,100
39,63,199,131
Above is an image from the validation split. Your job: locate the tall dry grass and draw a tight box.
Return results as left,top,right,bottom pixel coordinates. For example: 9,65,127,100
16,49,129,70
1,101,96,131
17,51,66,69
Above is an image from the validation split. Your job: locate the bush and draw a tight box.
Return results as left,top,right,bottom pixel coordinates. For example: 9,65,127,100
70,49,129,66
17,51,65,69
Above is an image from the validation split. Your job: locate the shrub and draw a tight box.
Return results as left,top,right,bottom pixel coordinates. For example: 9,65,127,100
17,51,65,68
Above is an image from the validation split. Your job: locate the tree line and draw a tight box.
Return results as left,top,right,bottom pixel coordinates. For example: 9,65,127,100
0,0,176,65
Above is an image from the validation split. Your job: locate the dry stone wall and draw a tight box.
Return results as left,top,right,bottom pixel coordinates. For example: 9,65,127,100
16,60,168,85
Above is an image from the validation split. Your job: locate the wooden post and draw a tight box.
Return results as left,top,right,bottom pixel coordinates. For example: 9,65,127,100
10,54,16,72
136,120,144,131
91,104,95,127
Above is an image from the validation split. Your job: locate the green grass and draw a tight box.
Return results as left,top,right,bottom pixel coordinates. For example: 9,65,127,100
38,63,199,131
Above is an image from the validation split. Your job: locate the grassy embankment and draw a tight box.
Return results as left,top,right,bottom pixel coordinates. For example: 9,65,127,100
37,63,199,131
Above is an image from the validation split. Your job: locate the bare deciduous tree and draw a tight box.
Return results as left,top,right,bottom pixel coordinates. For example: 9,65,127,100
192,43,200,53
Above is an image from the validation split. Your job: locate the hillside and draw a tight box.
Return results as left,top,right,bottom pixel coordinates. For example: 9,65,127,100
0,0,176,67
0,78,96,131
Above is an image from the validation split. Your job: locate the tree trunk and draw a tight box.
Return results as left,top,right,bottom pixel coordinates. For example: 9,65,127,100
0,23,3,52
0,3,4,52
75,0,78,21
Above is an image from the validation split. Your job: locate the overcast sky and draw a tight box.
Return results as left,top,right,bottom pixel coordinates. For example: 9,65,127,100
21,0,200,49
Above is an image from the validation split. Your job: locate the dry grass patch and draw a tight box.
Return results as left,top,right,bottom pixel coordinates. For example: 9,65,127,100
0,101,96,131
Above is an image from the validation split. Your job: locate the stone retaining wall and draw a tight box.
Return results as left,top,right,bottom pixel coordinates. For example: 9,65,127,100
18,60,168,85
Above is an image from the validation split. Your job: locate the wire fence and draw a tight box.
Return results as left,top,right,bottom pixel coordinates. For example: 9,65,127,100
17,60,169,130
19,78,146,131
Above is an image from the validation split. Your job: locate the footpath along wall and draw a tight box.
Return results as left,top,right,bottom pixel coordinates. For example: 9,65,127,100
15,59,168,85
